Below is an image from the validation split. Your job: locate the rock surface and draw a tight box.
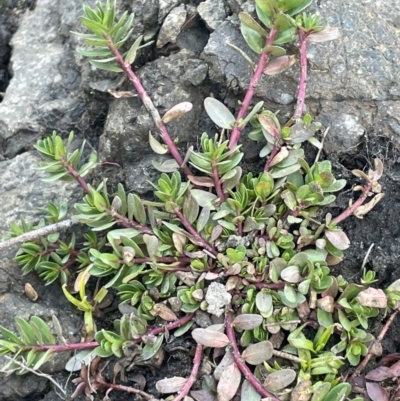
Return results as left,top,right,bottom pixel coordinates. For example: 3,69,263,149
0,0,400,399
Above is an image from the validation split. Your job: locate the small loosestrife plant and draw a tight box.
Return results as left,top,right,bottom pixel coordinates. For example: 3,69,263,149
0,1,394,400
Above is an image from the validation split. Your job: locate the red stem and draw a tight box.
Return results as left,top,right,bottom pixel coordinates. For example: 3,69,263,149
228,29,278,150
213,162,225,202
62,158,90,193
173,207,217,256
332,182,372,225
105,206,154,235
97,379,152,399
27,313,195,352
133,312,195,344
294,30,308,120
109,40,192,177
131,256,191,264
264,145,280,172
172,344,203,401
226,312,281,401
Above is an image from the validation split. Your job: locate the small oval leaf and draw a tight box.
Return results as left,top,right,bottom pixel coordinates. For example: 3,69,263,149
242,341,273,365
192,328,230,348
162,102,193,123
204,97,235,129
232,314,263,330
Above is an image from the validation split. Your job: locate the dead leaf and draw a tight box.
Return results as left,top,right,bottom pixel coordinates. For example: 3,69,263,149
366,382,390,401
307,27,341,43
156,376,188,393
242,341,273,365
232,314,263,330
366,366,390,381
162,102,193,123
192,328,230,348
264,55,296,76
387,360,400,377
290,379,312,401
151,303,178,321
356,288,387,309
217,363,241,401
354,193,385,219
188,175,215,187
108,89,136,98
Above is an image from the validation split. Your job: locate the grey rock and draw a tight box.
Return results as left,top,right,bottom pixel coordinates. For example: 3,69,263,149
317,101,371,154
0,0,87,158
198,0,227,31
0,152,80,238
157,4,187,48
98,50,208,193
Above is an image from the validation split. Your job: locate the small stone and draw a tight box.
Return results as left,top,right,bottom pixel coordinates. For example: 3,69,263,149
157,4,187,48
198,0,226,31
205,282,232,317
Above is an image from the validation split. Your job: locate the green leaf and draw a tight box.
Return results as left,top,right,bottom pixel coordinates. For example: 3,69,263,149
270,163,301,178
204,97,235,129
89,60,123,72
286,0,313,15
76,47,111,57
324,383,351,401
15,317,37,345
30,317,55,345
240,24,264,54
239,13,269,37
152,159,180,173
149,132,168,154
141,334,164,360
125,35,143,64
190,189,217,210
264,45,286,56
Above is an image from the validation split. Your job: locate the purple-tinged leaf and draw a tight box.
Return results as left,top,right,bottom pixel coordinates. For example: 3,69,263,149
356,288,387,309
217,363,241,401
192,328,230,348
325,229,350,250
242,341,273,365
263,55,296,75
156,376,188,393
387,360,400,377
263,369,296,392
233,314,263,330
190,389,217,401
214,349,234,380
365,366,390,381
366,382,389,401
307,27,341,43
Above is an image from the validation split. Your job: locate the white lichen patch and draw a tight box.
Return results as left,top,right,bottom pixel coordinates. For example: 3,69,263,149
205,282,232,317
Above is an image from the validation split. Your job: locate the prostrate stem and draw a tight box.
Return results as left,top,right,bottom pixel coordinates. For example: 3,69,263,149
228,29,278,149
226,312,281,401
294,30,308,120
172,343,203,401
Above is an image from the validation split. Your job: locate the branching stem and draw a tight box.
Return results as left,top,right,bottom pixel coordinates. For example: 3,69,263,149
97,378,152,399
229,29,278,149
351,305,400,378
212,162,225,202
173,207,217,256
332,182,372,224
172,343,203,401
226,312,281,401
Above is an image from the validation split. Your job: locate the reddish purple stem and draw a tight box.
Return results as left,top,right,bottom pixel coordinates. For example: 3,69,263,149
332,182,372,225
228,28,278,150
264,145,280,172
109,40,192,177
62,158,90,193
172,343,203,401
173,207,217,256
226,312,281,401
294,30,308,120
213,162,226,202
